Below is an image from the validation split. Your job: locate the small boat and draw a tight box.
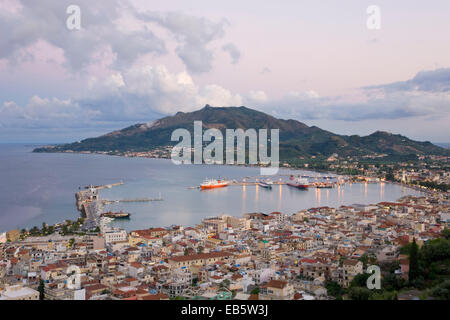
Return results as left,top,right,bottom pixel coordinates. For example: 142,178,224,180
316,183,333,189
258,179,273,189
287,178,309,189
101,211,131,219
200,178,228,190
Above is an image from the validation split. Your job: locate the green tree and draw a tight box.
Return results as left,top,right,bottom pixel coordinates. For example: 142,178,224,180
385,172,395,182
38,279,45,300
325,281,343,298
430,279,450,300
408,238,419,284
441,229,450,240
30,226,40,236
348,287,372,300
359,254,369,269
349,273,370,288
61,225,69,235
370,290,397,300
250,287,260,295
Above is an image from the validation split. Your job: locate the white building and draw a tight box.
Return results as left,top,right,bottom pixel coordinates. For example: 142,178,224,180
103,229,127,243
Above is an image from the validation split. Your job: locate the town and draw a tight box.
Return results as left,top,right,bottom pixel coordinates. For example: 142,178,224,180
1,189,449,300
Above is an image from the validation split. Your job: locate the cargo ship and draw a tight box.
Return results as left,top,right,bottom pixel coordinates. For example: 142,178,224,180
200,178,228,190
101,211,131,219
287,178,309,189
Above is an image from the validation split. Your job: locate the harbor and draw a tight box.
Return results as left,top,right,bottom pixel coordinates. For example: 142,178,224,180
75,182,163,230
62,158,425,233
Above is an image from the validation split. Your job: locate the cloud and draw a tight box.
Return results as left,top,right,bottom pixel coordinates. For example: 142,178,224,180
0,1,239,74
0,0,166,71
0,64,244,133
0,96,100,130
222,43,241,64
3,66,449,140
258,69,450,122
247,90,268,104
137,11,230,73
366,68,450,93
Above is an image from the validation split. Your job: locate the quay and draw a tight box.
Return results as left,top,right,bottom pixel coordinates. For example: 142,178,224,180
101,197,163,204
75,182,125,230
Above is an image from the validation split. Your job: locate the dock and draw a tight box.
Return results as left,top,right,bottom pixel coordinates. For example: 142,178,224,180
75,181,125,230
101,197,163,204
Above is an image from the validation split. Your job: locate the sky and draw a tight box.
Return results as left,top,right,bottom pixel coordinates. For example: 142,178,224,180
0,0,449,143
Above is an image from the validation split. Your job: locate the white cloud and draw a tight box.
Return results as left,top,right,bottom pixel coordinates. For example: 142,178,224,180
0,0,166,71
137,11,230,73
247,90,268,104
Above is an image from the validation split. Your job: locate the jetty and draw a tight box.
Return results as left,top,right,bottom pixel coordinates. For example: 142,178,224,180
75,181,126,230
101,196,163,204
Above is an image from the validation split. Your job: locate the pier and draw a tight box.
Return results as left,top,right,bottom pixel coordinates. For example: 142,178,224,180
75,181,126,230
101,197,163,204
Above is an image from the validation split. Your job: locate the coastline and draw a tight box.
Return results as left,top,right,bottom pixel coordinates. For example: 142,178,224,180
0,147,438,234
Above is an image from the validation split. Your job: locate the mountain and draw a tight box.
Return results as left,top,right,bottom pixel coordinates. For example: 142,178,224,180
33,105,449,159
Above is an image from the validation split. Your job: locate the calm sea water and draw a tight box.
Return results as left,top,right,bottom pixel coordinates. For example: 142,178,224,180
0,144,424,232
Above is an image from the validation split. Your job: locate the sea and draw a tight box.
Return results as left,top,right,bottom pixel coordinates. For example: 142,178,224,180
0,144,425,232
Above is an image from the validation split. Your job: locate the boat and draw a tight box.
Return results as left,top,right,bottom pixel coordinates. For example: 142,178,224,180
200,178,228,190
316,183,334,188
258,180,273,189
287,178,309,189
101,210,131,219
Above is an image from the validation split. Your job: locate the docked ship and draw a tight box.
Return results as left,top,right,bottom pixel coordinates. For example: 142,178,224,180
200,178,228,190
287,178,310,189
258,179,273,189
101,211,131,219
316,182,334,188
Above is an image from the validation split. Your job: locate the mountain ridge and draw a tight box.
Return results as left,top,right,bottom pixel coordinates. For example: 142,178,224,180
33,105,449,159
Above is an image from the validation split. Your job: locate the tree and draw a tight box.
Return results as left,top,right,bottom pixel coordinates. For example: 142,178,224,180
385,172,395,182
325,281,343,298
441,229,450,240
197,246,204,254
61,225,69,235
250,287,260,295
408,238,419,284
359,254,369,269
184,248,189,256
370,290,397,300
348,287,372,300
38,280,45,300
30,226,40,236
349,273,370,288
430,279,450,300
